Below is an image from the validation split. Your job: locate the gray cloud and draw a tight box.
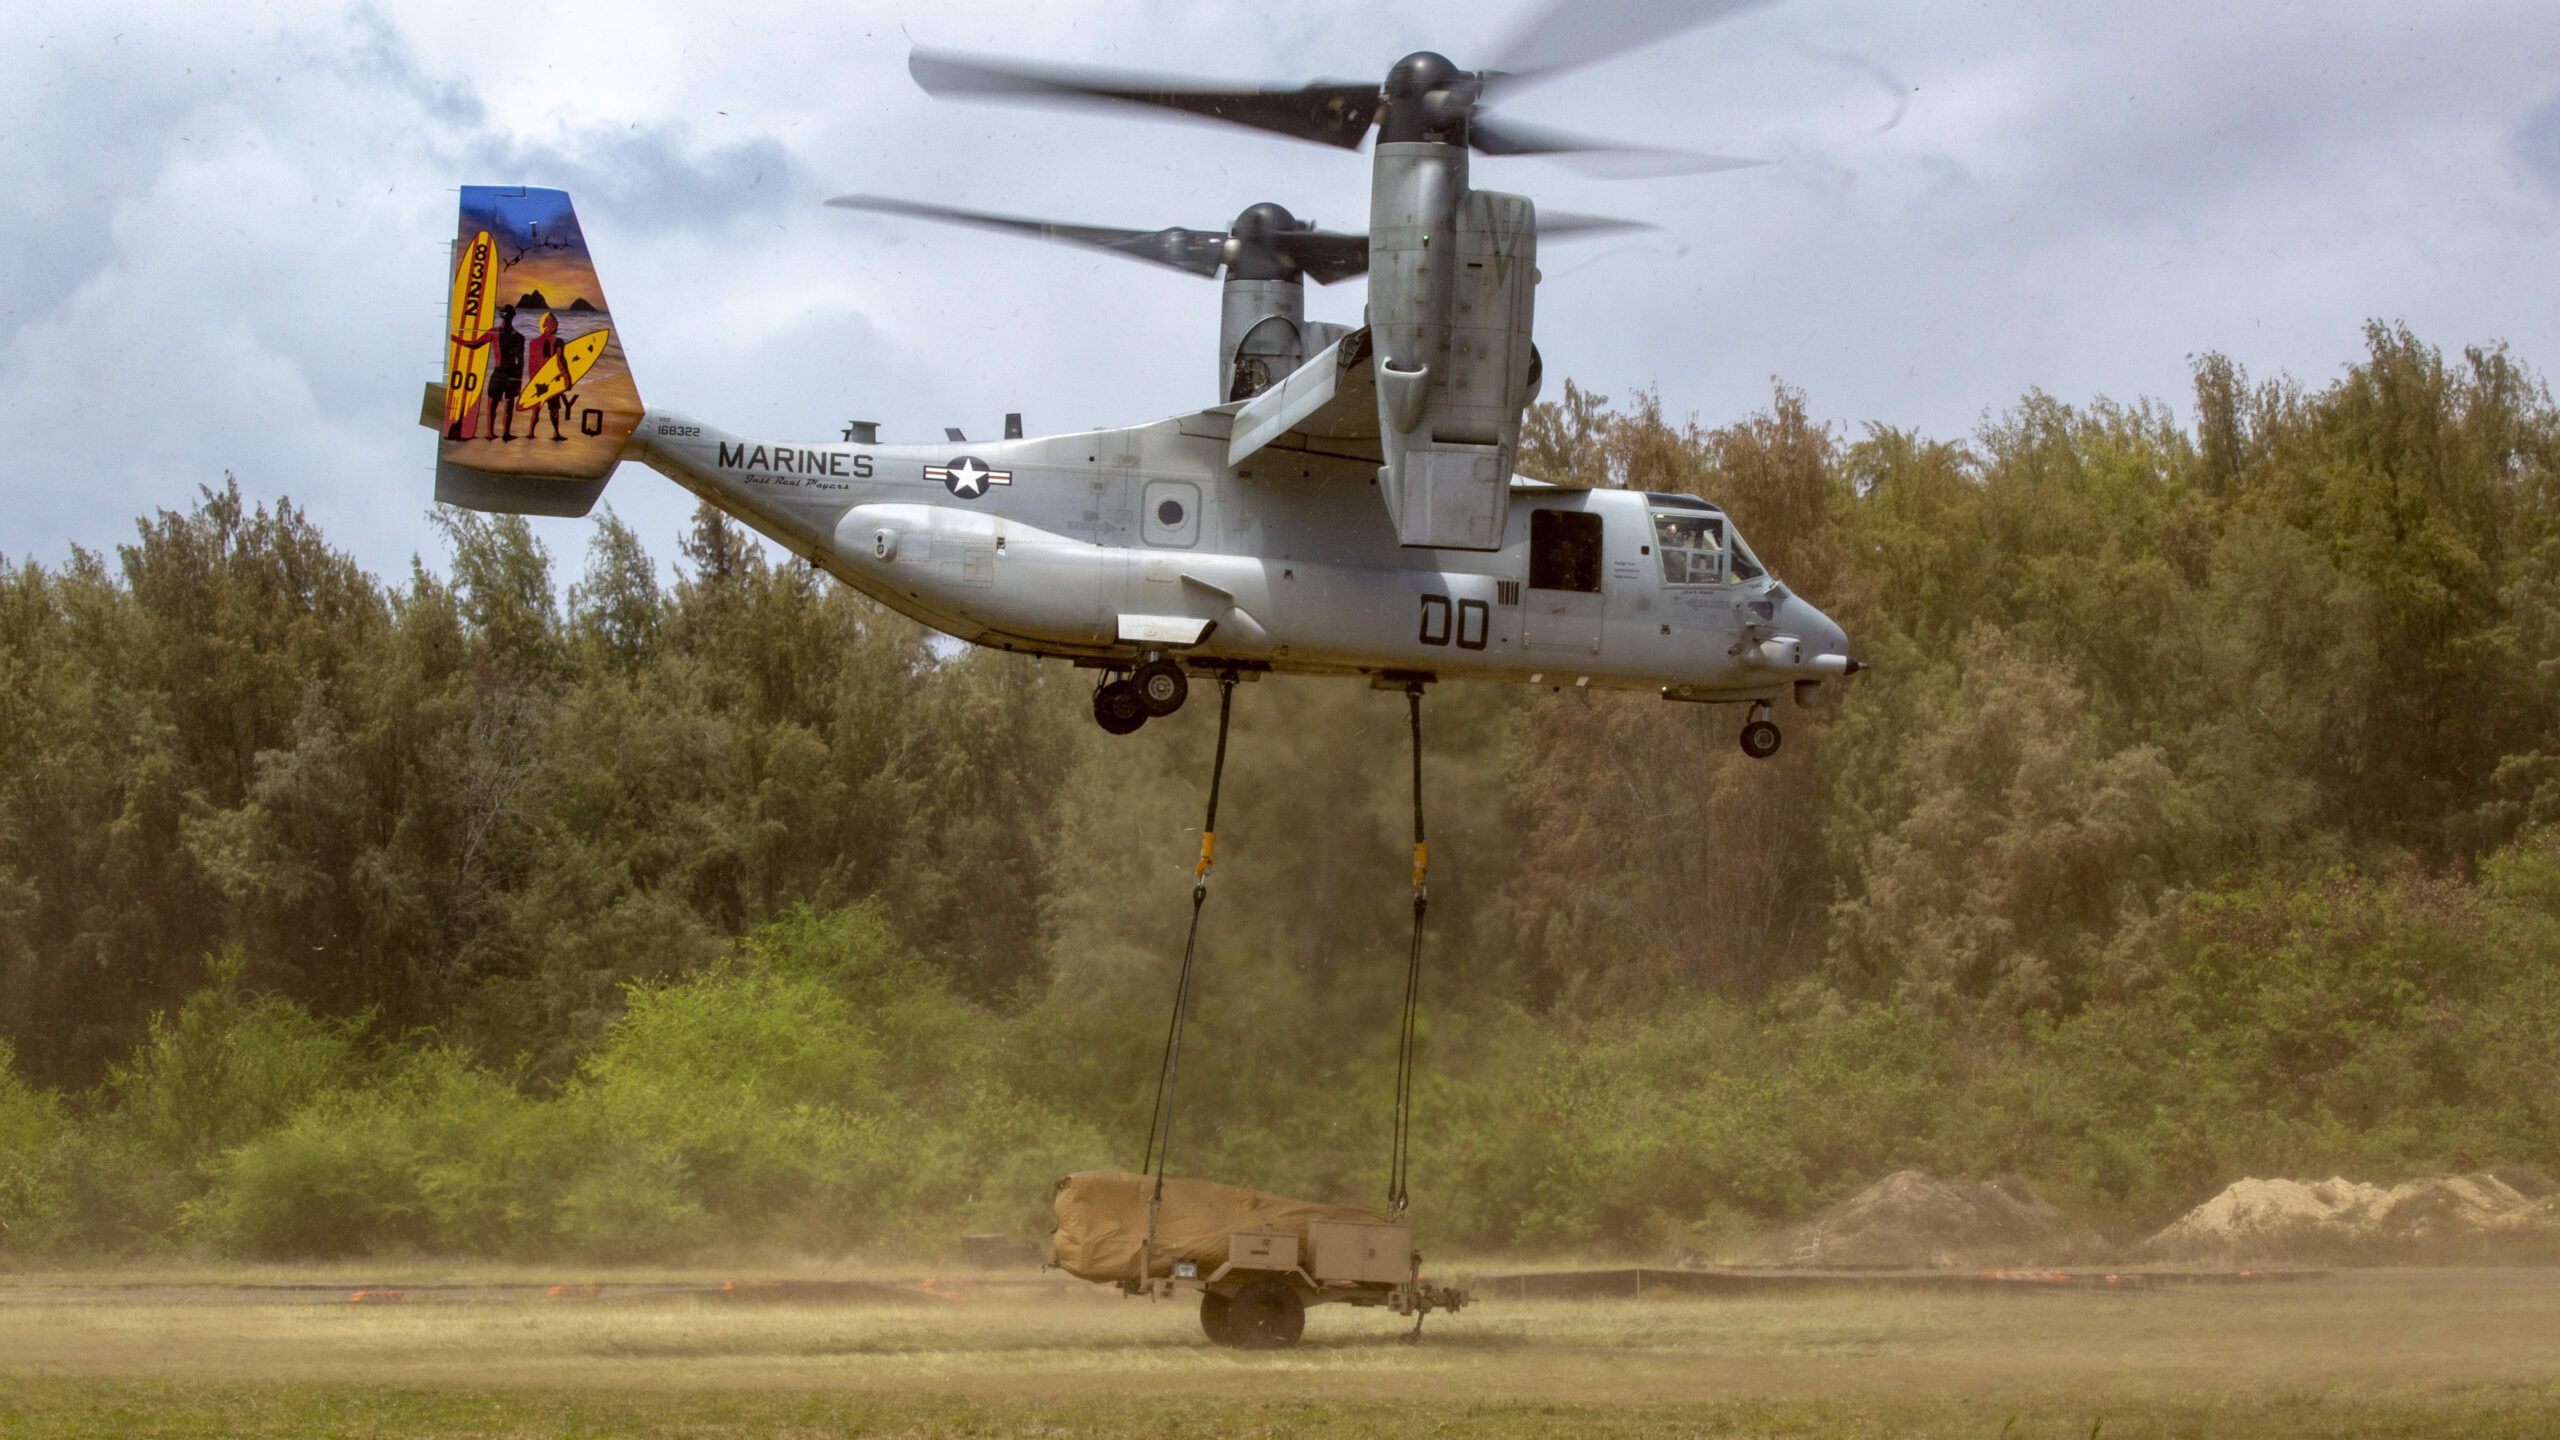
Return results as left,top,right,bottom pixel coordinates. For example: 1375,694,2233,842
470,124,800,234
2518,91,2560,193
337,9,803,233
343,2,484,128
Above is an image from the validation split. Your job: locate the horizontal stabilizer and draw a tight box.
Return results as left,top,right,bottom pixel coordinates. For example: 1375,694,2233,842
434,459,610,518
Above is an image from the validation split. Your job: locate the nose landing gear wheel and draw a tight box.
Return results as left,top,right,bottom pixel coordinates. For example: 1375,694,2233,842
1224,1279,1306,1350
1094,680,1147,735
1739,719,1782,759
1133,659,1190,717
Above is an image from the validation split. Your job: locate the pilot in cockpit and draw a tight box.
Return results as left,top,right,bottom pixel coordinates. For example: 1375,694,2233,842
1653,512,1725,585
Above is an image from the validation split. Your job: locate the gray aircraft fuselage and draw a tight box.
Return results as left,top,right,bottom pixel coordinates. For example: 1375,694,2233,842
627,404,1851,703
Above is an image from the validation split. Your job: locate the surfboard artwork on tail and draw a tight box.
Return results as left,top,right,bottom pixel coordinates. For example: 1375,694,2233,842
433,186,641,516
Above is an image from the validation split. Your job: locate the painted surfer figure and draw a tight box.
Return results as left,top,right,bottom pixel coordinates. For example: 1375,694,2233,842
484,305,527,441
444,301,528,441
527,312,569,443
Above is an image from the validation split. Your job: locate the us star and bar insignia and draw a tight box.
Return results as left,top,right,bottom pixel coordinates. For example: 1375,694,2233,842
926,456,1011,498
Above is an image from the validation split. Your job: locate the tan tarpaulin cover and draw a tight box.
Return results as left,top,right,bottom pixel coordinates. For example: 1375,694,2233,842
1050,1170,1390,1283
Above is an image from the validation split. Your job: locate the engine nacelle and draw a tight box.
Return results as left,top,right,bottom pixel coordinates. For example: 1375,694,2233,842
1367,142,1536,552
1220,277,1304,403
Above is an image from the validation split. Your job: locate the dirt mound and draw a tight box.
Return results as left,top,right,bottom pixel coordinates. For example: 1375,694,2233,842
2369,1174,2530,1245
2147,1176,2385,1255
2489,1165,2558,1200
2149,1172,2560,1262
1743,1171,2084,1269
2489,1194,2560,1256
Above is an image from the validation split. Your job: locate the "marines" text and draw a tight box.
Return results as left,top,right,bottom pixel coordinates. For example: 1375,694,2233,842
718,442,873,478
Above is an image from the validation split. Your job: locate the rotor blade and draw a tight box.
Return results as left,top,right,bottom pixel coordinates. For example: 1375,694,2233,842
910,49,1378,149
1487,0,1778,89
1271,231,1372,286
1469,111,1765,177
827,195,1229,278
1536,210,1654,238
1259,213,1651,287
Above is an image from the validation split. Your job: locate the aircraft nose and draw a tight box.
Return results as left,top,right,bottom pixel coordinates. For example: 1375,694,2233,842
1782,594,1858,673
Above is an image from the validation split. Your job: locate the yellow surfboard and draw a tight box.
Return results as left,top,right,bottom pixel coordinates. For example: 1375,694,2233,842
517,327,612,408
442,230,497,432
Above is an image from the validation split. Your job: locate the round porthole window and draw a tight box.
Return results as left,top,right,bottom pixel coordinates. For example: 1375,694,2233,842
1157,498,1186,527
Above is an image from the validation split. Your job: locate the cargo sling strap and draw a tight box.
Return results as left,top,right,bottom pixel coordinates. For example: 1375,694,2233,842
1134,676,1430,1260
1139,675,1237,1231
1388,681,1428,1217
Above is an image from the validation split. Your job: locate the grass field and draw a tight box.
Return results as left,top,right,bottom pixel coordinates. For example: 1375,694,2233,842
3,1267,2558,1436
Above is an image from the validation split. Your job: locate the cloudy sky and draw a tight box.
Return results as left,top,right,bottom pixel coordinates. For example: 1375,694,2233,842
5,0,2558,580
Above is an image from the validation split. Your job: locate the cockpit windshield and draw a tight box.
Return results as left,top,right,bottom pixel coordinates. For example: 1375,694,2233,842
1652,512,1724,584
1727,527,1766,582
1651,510,1769,586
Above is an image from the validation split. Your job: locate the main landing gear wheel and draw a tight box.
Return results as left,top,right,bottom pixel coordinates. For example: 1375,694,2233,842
1133,659,1190,717
1094,680,1147,735
1224,1279,1306,1350
1739,719,1782,759
1198,1290,1235,1345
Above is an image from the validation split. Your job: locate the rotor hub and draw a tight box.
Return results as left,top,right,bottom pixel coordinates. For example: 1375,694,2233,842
1227,201,1306,282
1379,50,1474,145
1230,201,1300,242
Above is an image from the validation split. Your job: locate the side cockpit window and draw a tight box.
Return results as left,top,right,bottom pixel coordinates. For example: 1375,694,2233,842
1652,512,1725,585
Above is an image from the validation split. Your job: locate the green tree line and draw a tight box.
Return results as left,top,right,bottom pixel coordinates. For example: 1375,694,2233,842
2,321,2556,1259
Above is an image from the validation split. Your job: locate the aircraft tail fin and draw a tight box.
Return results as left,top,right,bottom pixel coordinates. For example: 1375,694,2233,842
424,186,643,516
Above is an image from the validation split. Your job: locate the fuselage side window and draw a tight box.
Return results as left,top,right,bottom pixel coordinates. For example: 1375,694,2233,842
1529,509,1605,593
1652,511,1725,585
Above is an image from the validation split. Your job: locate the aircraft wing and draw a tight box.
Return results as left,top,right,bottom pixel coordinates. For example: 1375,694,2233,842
1227,330,1379,468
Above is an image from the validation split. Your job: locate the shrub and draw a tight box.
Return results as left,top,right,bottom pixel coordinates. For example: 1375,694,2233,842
0,1042,67,1253
106,947,365,1172
200,1048,568,1258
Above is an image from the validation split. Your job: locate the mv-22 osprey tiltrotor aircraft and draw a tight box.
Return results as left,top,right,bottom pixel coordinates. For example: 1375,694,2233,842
424,0,1857,754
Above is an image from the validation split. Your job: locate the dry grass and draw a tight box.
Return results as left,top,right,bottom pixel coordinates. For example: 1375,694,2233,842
2,1267,2557,1435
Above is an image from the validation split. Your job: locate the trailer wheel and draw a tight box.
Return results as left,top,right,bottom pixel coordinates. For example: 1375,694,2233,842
1226,1279,1305,1350
1198,1290,1235,1346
